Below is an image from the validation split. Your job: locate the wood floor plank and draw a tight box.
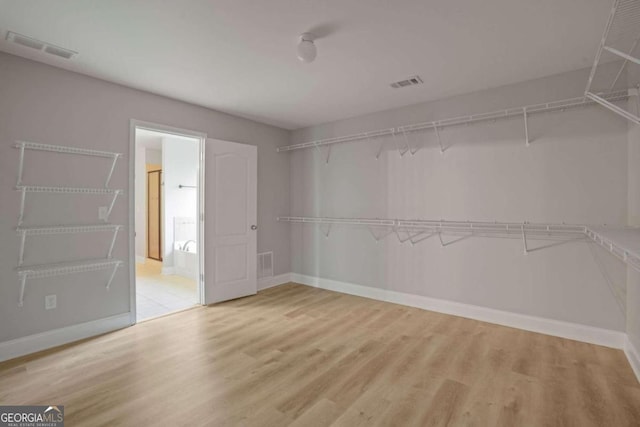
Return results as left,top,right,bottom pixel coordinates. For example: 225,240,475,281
0,283,638,426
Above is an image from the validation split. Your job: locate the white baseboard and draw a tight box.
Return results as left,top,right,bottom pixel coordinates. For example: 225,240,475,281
0,313,131,363
624,336,640,382
135,255,146,264
259,273,292,291
290,273,626,349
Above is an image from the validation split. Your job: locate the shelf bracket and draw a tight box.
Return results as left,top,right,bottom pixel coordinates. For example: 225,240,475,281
521,224,529,255
410,231,436,245
18,186,27,226
375,138,385,160
394,228,410,243
586,92,640,125
312,142,331,165
107,226,120,258
367,226,392,242
106,263,119,290
18,230,26,267
17,143,25,187
523,107,530,146
402,130,417,156
396,228,424,244
104,191,121,222
438,233,470,247
392,131,409,157
105,154,120,188
434,126,445,154
608,38,640,92
603,45,640,67
18,272,27,307
321,224,332,238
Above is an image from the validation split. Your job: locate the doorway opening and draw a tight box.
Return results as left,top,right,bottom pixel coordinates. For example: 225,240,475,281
133,126,203,322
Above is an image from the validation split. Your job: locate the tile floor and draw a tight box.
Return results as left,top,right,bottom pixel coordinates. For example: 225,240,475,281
135,259,198,321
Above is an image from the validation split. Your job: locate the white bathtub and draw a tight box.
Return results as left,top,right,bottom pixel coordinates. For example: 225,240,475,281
174,241,198,280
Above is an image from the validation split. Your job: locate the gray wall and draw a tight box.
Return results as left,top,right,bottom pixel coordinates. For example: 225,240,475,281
289,65,629,331
0,52,290,342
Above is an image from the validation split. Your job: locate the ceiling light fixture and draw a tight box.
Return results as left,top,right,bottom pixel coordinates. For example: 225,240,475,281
297,33,317,63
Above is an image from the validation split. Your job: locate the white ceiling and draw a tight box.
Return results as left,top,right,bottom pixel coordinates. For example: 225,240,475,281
0,0,611,130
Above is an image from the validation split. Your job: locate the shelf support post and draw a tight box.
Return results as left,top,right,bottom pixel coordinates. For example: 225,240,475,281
18,231,26,267
18,273,27,307
434,125,444,154
18,186,27,226
375,138,385,160
17,143,25,186
523,107,530,146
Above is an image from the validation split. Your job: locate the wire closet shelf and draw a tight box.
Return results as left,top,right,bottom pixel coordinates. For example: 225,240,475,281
276,91,630,154
584,0,640,125
16,259,123,307
278,216,640,272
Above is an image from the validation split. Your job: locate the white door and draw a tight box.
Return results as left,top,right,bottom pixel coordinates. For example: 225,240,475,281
204,138,257,304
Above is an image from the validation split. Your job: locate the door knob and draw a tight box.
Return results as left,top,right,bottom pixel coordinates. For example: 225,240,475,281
251,225,257,230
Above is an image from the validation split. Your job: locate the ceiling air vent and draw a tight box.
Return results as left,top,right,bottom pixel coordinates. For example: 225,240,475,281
5,31,77,59
390,75,423,89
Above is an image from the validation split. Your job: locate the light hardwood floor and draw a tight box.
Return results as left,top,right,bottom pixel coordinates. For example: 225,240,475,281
1,283,638,426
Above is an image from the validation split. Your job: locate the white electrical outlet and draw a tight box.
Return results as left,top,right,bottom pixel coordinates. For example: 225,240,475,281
45,294,57,310
98,206,108,221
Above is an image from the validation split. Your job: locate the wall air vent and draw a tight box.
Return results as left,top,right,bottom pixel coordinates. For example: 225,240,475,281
390,75,423,89
6,31,77,59
258,252,273,279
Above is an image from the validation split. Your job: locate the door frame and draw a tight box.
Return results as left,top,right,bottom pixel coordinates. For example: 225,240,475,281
128,119,207,325
146,170,162,261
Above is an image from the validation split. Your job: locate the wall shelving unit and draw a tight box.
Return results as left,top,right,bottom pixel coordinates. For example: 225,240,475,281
16,259,123,307
586,226,640,271
276,91,630,156
584,0,640,124
15,185,123,225
279,216,640,273
15,141,123,187
16,224,122,267
13,141,124,307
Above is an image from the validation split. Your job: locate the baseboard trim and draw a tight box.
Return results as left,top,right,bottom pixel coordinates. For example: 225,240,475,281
290,273,625,349
624,336,640,382
259,273,292,291
0,313,131,363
